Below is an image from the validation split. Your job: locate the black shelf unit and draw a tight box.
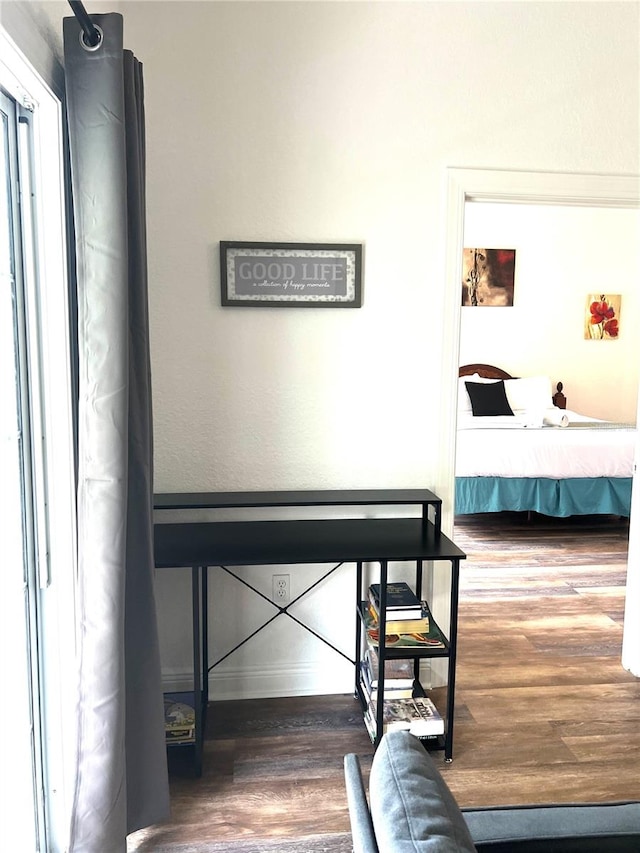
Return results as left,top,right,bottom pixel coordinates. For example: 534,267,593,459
153,489,465,772
353,511,465,761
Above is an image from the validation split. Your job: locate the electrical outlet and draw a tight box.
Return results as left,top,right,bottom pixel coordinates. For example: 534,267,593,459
272,573,290,604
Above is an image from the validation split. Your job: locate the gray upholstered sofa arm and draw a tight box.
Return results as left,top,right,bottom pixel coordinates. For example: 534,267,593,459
344,752,378,853
344,732,640,852
345,732,476,852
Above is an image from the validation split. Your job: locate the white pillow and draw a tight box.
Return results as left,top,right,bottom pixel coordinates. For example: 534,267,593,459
504,376,552,412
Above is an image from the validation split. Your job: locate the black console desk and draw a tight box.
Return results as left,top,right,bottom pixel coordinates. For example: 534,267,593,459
153,489,465,772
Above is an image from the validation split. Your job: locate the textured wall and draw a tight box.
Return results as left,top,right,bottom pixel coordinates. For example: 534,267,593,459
121,0,640,697
121,0,640,495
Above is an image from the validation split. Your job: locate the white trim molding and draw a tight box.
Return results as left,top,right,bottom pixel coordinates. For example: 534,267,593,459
163,659,355,702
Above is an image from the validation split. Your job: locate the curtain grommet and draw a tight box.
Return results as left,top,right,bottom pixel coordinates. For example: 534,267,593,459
79,23,103,52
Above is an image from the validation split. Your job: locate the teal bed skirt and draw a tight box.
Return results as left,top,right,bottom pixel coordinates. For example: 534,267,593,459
455,476,632,517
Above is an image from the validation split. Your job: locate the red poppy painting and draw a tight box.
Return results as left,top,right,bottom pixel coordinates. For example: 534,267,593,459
462,248,516,306
585,294,621,340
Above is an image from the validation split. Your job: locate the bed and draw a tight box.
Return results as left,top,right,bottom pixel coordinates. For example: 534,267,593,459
455,363,636,517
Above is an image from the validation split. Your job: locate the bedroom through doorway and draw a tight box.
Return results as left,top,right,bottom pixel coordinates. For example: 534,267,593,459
442,168,640,676
454,198,639,525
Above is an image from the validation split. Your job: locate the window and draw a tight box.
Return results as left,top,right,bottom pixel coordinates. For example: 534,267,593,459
1,31,77,851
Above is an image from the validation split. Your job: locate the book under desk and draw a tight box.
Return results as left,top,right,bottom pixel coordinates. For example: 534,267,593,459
153,489,465,772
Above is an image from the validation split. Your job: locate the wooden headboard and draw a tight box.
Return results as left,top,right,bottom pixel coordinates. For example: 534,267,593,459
459,364,567,408
459,363,514,380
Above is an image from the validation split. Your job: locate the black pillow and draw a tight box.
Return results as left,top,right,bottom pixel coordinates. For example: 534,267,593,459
465,380,514,417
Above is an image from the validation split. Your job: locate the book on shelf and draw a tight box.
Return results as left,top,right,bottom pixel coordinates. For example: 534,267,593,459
364,608,445,649
367,597,430,634
362,683,414,703
164,693,196,744
369,582,422,620
364,695,445,738
360,666,414,702
364,645,415,689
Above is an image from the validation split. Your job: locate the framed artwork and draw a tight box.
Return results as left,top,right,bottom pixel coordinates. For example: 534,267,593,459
462,248,516,307
220,241,363,307
585,294,620,340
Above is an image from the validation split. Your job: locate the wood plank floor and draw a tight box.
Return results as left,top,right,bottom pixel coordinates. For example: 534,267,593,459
129,512,639,852
444,512,639,810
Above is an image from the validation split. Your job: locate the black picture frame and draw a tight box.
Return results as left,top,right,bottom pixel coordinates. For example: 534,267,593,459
220,241,363,307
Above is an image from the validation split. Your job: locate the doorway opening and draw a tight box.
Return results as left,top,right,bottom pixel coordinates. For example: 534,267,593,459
441,167,640,675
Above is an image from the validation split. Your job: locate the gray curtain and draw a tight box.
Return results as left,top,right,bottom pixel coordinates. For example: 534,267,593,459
63,13,170,850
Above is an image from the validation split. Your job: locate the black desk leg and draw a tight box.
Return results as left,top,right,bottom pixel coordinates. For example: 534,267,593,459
202,565,209,707
414,559,423,684
191,565,203,777
355,561,363,697
375,560,389,748
444,558,460,763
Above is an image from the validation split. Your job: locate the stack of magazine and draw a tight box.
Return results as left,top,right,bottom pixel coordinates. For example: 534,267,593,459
363,695,445,740
164,693,196,745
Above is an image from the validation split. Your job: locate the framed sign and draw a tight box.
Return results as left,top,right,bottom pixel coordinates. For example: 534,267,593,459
220,241,363,307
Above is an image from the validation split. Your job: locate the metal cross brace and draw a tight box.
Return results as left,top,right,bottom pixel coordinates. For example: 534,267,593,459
208,561,355,671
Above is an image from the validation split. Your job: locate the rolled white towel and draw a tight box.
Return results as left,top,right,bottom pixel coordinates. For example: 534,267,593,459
543,409,569,427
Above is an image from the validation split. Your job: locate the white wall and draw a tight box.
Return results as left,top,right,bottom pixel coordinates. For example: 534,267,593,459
10,0,638,699
122,0,640,499
460,202,640,423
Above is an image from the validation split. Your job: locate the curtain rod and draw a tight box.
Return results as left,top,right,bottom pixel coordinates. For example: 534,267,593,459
68,0,102,49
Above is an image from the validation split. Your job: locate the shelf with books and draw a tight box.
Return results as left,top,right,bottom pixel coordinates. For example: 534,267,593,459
354,536,464,761
362,644,416,689
358,653,415,704
362,694,446,741
359,598,449,657
363,711,443,748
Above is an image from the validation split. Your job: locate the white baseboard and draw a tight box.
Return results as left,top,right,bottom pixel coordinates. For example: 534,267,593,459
162,659,355,701
162,658,441,701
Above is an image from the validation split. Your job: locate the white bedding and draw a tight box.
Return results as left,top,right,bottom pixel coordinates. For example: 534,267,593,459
457,407,572,430
456,408,636,479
